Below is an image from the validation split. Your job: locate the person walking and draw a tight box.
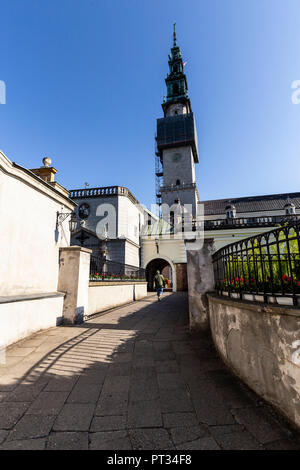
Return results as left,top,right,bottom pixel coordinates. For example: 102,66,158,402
153,270,166,301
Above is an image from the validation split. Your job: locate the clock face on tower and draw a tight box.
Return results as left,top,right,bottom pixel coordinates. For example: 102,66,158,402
172,153,182,163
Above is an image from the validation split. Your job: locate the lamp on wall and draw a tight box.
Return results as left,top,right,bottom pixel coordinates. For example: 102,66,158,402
155,237,159,254
56,211,78,232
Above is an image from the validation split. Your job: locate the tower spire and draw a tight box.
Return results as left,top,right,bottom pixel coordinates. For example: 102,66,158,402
173,22,177,46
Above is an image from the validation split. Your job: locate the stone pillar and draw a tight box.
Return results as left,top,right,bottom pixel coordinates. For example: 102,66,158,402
186,238,215,331
58,246,92,325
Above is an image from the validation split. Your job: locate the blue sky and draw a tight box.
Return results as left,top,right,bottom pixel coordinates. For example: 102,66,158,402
1,0,300,209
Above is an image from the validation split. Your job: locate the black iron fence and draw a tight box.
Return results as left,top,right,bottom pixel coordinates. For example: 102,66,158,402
212,222,300,305
90,255,145,281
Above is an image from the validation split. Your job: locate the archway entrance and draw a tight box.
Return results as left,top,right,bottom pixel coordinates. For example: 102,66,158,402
145,258,174,292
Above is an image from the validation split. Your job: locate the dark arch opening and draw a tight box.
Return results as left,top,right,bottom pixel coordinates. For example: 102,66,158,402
145,258,173,292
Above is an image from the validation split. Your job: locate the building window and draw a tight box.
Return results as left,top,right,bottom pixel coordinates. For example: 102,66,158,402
78,203,90,219
225,204,236,219
176,179,180,186
173,83,179,95
285,204,296,215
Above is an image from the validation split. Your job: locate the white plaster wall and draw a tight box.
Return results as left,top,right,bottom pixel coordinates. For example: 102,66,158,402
162,146,195,186
124,240,140,267
142,238,186,267
0,295,64,348
117,196,141,245
0,153,74,296
88,283,147,315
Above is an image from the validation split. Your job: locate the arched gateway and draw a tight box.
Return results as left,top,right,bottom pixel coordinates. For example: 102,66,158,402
145,257,176,292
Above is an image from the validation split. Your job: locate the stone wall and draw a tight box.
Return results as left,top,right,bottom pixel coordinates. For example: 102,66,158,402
208,294,300,430
88,282,148,316
186,239,215,330
0,151,75,296
0,293,64,348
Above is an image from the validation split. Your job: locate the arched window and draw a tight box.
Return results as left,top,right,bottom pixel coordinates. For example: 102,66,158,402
176,179,180,186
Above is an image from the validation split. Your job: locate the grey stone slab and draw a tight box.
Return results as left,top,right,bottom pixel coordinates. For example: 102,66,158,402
77,368,107,385
170,425,208,445
1,438,46,450
107,362,132,376
26,391,69,415
219,385,257,409
129,376,159,403
154,350,176,361
134,341,153,354
47,431,89,450
159,389,194,413
67,383,101,404
177,436,221,450
0,430,9,445
100,375,130,396
95,395,128,416
89,431,132,450
8,415,55,440
163,412,199,428
264,439,300,450
0,392,9,402
130,428,175,450
232,407,287,444
155,360,179,374
5,382,46,402
53,404,95,431
111,353,133,363
90,415,126,432
132,354,155,368
0,402,29,429
157,373,185,391
215,430,263,450
131,366,157,380
209,424,245,438
127,400,162,428
44,376,79,392
153,341,172,352
190,382,236,426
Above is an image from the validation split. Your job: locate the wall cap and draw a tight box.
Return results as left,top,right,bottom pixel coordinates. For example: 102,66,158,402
59,245,92,254
207,293,300,318
0,291,65,305
89,281,147,287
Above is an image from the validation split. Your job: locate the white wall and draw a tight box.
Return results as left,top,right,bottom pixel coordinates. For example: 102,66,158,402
162,146,195,186
0,294,64,348
0,152,75,296
88,282,147,316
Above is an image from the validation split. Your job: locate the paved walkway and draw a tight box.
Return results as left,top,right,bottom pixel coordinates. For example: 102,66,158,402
0,293,299,450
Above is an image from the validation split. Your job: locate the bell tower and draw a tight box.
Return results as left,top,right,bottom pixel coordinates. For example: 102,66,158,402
155,24,199,220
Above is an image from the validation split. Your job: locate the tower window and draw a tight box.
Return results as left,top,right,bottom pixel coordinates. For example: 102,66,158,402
173,83,179,95
176,179,180,186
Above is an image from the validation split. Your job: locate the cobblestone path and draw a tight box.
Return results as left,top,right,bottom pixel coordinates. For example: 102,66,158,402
0,293,299,450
